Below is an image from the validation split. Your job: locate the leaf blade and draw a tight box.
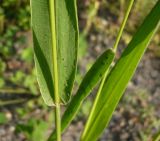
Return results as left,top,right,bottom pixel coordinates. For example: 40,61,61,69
81,1,160,141
31,0,79,105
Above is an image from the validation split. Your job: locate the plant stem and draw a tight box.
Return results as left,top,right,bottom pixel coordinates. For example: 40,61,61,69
0,88,30,94
81,0,135,139
0,99,26,106
113,0,135,52
54,104,61,141
49,0,61,141
81,69,109,140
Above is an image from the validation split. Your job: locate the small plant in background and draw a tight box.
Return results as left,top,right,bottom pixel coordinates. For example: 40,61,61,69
1,0,30,30
30,0,160,141
0,7,4,33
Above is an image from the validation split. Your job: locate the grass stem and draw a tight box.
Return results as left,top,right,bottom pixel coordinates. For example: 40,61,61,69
81,0,135,140
113,0,135,52
49,0,61,141
81,69,109,140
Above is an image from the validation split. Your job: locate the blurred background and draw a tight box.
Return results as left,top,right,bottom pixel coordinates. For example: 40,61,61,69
0,0,160,141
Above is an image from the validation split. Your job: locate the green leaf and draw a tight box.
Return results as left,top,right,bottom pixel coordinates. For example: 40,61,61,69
0,112,8,124
31,0,79,105
48,49,115,141
153,130,160,141
81,1,160,141
16,119,49,141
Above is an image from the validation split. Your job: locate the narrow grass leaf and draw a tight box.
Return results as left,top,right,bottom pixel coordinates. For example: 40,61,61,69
153,131,160,141
48,49,115,141
81,1,160,141
31,0,79,106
